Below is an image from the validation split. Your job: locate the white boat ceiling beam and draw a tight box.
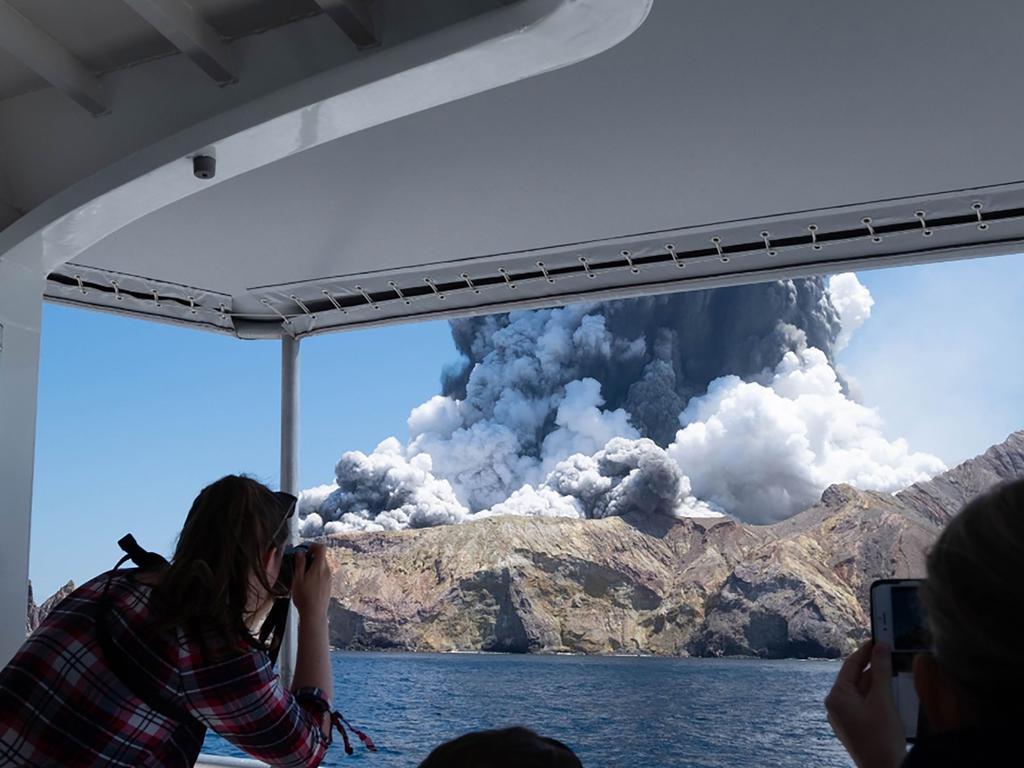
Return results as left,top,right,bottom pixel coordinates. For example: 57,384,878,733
311,0,378,49
120,0,237,85
0,1,107,115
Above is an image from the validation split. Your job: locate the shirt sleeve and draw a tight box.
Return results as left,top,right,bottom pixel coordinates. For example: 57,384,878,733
177,638,331,768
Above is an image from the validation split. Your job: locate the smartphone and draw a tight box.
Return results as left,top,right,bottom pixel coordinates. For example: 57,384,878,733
870,578,930,742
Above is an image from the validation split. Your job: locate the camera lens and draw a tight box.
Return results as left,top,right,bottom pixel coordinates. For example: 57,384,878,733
276,544,311,592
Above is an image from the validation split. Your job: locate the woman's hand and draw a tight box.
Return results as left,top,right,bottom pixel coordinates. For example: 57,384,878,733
289,543,334,703
290,543,332,618
825,641,906,768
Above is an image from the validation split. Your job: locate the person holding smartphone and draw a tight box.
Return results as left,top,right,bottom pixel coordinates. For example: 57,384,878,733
0,475,335,767
825,477,1024,767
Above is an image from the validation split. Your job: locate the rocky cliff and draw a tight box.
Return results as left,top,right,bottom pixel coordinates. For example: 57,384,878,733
322,430,1023,658
896,430,1024,525
26,580,76,636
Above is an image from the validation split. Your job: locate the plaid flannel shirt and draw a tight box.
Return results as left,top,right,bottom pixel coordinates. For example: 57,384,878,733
0,570,331,767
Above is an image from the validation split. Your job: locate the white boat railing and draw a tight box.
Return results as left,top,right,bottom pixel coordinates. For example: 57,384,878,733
195,755,268,768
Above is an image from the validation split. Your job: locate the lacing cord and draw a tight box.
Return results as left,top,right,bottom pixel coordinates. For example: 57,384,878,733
299,692,378,757
331,712,377,756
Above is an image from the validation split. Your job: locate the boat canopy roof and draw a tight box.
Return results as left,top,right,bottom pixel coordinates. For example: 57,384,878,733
1,0,1022,339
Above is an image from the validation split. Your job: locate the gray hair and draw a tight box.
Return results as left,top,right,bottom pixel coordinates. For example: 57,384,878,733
922,478,1024,719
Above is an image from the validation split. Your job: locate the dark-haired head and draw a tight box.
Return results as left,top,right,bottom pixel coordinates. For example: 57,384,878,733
418,727,583,768
153,475,292,650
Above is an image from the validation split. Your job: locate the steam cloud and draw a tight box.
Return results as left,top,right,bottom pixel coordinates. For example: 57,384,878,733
300,274,944,533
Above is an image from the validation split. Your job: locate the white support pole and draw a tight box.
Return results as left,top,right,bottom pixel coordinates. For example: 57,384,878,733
0,257,45,667
278,334,300,687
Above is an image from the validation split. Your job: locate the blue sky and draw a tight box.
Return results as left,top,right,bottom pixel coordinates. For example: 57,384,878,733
28,254,1024,597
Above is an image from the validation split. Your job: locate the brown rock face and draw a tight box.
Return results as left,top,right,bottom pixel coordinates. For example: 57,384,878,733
897,430,1024,525
319,431,1022,658
26,580,76,636
325,515,762,655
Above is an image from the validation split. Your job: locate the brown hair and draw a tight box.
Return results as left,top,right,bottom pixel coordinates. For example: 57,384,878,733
922,477,1024,720
418,727,583,768
153,475,291,650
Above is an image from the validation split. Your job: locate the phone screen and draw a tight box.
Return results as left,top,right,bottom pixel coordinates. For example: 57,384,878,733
871,580,931,742
891,586,929,652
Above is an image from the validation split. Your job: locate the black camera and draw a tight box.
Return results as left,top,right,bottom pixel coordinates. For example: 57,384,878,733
276,544,312,592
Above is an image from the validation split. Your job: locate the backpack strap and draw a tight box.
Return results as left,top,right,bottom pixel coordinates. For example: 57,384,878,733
94,536,201,746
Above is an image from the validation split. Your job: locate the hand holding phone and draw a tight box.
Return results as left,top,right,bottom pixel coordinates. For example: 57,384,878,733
870,578,931,742
825,641,906,768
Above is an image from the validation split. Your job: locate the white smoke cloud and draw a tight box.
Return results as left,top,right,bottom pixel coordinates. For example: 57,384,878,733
298,276,942,533
404,303,648,510
307,434,722,534
298,484,337,517
828,273,874,351
539,379,640,476
667,342,945,523
544,437,722,519
302,438,469,535
472,485,585,521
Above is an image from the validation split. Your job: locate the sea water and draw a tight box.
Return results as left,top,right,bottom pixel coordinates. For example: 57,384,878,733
202,652,853,767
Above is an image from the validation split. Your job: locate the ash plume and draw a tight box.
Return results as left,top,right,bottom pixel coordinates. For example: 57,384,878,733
298,275,944,535
442,279,843,447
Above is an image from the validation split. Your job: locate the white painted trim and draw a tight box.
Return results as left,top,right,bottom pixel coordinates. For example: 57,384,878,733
0,0,652,278
195,756,268,767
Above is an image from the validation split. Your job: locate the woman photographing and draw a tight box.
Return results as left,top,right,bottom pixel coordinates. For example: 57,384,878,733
0,475,335,767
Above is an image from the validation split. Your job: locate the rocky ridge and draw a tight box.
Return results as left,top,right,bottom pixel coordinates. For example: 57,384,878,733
26,580,76,636
322,430,1023,658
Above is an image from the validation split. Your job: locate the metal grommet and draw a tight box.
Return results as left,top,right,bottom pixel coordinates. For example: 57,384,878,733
261,297,291,325
498,268,517,289
862,217,882,243
711,236,728,263
666,244,685,269
354,285,379,310
808,224,821,251
621,249,640,274
424,277,446,300
290,295,317,322
321,290,347,315
972,201,988,231
388,280,412,305
579,256,597,278
864,215,880,241
760,231,777,257
915,210,933,237
537,262,555,284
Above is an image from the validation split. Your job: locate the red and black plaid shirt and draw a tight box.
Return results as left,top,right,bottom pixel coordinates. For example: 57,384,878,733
0,570,331,767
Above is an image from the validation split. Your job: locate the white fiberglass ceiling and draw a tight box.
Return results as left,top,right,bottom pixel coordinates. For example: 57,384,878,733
2,0,1024,338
